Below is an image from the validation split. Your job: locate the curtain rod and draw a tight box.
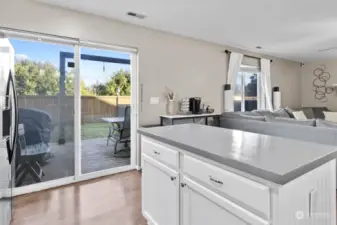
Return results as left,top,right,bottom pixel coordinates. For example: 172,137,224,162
224,50,273,62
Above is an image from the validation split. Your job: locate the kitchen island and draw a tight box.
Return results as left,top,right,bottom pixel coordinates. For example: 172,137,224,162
138,124,337,225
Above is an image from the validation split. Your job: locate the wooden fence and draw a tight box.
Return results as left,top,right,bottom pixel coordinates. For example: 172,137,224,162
18,95,131,124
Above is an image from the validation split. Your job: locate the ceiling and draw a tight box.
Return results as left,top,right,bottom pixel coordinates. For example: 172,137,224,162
36,0,337,62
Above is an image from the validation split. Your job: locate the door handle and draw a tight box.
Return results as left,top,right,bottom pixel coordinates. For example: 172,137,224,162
4,71,18,164
209,176,223,185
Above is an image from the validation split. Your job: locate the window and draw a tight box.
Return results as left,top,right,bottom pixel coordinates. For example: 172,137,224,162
234,68,260,112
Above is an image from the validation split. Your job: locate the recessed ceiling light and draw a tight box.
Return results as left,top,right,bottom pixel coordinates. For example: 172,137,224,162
127,12,147,19
256,46,262,49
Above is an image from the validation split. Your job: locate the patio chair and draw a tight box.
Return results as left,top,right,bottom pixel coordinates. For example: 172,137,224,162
109,106,131,158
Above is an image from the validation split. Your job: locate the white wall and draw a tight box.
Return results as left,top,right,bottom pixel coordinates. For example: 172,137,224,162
301,60,337,110
0,0,302,125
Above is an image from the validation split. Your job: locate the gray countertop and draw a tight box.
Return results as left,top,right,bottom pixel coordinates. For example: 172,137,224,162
138,124,337,185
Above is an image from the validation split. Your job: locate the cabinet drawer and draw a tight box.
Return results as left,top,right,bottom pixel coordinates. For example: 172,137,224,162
142,137,179,169
183,155,270,219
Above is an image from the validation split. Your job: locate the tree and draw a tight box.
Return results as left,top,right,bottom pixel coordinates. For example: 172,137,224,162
91,69,130,96
14,59,130,97
105,69,131,96
15,60,59,96
65,73,93,96
15,60,93,96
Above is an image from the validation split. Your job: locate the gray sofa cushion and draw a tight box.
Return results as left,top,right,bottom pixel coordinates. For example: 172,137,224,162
316,119,337,128
266,117,316,127
221,111,260,118
301,107,329,119
272,108,291,118
252,110,273,119
253,108,290,119
239,114,265,121
302,108,315,119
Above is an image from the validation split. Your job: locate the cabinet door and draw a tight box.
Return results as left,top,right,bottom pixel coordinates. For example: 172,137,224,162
142,154,179,225
182,177,269,225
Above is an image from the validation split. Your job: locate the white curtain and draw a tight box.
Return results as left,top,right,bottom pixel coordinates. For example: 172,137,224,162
224,52,243,112
260,58,273,111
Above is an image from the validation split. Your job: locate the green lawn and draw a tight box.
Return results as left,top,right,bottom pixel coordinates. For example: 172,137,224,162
81,122,110,140
51,122,111,142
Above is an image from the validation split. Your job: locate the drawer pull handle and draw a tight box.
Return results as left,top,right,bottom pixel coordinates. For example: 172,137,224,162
171,176,176,181
153,150,160,155
209,176,223,185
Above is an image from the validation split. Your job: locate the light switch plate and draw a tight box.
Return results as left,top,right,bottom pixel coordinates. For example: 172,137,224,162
150,97,160,105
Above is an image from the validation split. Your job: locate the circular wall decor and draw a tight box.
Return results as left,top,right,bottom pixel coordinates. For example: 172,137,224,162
312,65,333,101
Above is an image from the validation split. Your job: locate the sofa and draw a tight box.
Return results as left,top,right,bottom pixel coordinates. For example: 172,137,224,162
220,107,337,186
220,107,337,146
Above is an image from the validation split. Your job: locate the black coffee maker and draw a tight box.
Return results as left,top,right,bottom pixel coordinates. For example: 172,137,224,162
189,97,201,114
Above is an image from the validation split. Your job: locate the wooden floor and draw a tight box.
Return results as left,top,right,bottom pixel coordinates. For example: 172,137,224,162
11,171,147,225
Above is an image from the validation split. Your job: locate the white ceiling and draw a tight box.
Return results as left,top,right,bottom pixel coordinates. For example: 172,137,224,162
36,0,337,62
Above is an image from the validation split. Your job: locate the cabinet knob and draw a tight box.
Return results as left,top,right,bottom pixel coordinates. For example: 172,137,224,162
171,176,176,181
153,150,160,155
181,183,186,187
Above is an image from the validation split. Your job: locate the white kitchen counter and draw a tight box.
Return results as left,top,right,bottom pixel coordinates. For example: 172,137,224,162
138,123,337,184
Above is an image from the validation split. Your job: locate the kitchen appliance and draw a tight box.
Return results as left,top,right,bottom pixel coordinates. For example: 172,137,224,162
0,37,18,225
189,97,201,114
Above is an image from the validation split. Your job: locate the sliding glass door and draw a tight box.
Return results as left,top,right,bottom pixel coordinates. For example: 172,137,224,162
1,28,139,194
234,70,259,112
8,38,76,187
79,46,132,175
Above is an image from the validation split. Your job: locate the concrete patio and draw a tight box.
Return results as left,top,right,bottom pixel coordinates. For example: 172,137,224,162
19,138,130,186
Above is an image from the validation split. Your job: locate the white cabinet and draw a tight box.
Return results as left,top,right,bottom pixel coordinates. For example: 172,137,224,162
141,136,336,225
181,176,269,225
142,154,179,225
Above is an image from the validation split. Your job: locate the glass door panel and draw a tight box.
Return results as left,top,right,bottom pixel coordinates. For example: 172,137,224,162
244,72,258,111
10,38,75,187
234,72,243,112
79,46,131,174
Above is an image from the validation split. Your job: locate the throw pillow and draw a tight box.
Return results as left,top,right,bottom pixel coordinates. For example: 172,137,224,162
284,107,295,118
323,111,337,123
292,111,307,120
316,119,337,129
313,107,329,119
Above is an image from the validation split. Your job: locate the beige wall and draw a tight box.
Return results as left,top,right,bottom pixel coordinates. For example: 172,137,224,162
0,0,302,125
271,59,302,109
301,60,337,110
